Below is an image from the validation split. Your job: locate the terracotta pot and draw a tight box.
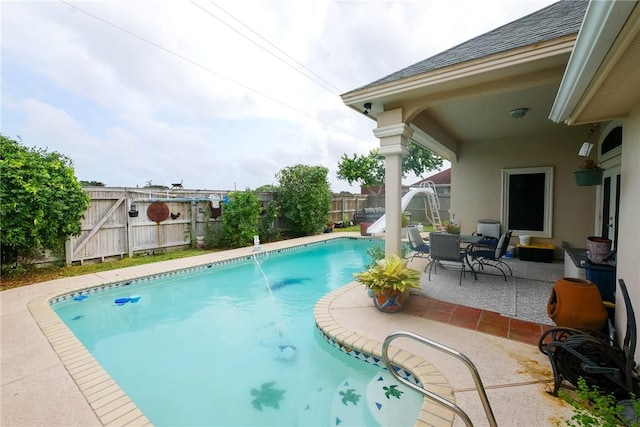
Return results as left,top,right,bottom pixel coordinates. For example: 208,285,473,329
373,288,410,313
547,277,608,331
360,222,372,236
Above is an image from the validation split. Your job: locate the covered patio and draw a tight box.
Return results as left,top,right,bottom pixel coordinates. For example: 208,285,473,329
341,0,639,370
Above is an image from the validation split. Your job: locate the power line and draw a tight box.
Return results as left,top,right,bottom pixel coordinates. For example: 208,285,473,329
56,0,372,145
192,0,342,95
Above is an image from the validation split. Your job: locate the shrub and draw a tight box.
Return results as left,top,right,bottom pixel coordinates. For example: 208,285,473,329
220,190,261,248
258,199,280,243
560,377,639,427
1,135,90,268
276,164,332,236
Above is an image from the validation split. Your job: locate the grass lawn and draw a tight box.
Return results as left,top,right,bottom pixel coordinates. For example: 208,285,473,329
0,224,432,291
0,248,223,291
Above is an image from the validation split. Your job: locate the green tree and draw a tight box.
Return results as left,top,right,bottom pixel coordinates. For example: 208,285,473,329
1,135,90,267
258,199,280,243
220,190,261,248
255,184,278,192
337,142,443,200
276,164,332,236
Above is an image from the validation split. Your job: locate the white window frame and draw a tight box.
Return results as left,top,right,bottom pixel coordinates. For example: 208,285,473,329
501,166,553,238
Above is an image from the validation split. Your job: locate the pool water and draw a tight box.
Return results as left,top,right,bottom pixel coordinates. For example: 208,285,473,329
54,238,423,426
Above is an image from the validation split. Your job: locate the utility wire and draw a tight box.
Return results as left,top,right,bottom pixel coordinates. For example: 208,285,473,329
57,0,372,144
192,0,342,95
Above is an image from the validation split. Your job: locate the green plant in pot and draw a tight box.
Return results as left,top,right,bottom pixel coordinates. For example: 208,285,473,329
444,221,461,234
354,253,421,313
402,212,410,228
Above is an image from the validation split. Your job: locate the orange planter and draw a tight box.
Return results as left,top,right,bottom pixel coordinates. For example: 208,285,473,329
373,288,410,313
546,277,608,331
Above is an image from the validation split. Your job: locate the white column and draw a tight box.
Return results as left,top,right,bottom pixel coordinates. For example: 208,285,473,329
373,118,413,258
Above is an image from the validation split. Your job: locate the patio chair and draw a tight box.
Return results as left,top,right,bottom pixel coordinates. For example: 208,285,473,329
426,232,470,286
538,279,638,398
407,226,430,261
473,219,501,250
468,230,513,281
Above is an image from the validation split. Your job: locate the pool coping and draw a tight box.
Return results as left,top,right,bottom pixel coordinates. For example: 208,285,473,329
23,233,453,426
314,283,455,427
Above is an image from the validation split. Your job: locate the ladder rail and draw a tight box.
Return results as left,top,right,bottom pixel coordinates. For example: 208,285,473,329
420,181,444,231
382,330,497,427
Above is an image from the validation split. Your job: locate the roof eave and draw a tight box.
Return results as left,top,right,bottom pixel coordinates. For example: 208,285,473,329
341,37,576,109
549,0,637,124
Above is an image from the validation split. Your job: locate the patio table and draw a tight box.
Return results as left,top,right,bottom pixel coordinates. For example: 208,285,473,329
460,234,484,279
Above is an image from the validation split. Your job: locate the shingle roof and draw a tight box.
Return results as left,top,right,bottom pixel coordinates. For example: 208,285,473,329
355,0,588,90
411,168,451,186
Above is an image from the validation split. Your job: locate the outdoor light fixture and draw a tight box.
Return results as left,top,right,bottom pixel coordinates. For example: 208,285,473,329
510,107,529,119
578,124,598,156
363,102,372,115
578,142,594,157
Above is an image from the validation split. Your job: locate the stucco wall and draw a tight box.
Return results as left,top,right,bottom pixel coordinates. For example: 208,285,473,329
615,104,640,366
450,125,596,258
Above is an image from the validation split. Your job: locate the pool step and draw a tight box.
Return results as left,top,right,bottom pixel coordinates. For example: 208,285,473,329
330,378,370,426
365,371,424,426
299,372,423,426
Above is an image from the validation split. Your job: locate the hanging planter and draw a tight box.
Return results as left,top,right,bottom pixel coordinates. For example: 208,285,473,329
574,168,604,186
574,159,604,186
128,204,139,217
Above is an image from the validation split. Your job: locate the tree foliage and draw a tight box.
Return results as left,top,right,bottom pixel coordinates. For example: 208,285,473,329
258,199,280,243
220,190,261,248
337,142,443,194
276,164,332,236
1,135,90,266
255,184,278,192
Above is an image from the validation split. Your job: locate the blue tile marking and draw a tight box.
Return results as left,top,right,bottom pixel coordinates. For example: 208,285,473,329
315,325,422,387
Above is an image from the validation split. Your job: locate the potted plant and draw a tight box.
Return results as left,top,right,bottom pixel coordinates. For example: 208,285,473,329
574,159,605,186
354,253,421,312
444,221,461,234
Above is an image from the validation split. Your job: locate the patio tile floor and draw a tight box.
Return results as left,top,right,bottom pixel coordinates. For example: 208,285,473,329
405,295,551,346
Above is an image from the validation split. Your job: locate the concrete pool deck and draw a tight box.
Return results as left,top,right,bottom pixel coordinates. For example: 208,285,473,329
1,232,574,426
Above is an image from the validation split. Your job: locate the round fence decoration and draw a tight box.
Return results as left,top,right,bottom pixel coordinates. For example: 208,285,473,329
147,202,169,223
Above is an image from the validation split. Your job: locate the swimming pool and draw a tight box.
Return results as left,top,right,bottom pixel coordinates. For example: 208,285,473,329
52,238,423,426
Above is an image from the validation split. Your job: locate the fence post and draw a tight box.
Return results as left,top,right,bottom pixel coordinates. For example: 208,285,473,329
65,238,73,266
190,201,197,246
127,195,134,258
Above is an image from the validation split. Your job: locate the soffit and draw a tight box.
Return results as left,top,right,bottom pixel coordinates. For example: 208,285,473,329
419,81,568,143
352,49,573,144
570,28,640,124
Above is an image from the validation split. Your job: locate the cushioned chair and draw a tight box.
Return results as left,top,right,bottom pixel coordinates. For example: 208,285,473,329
407,226,430,261
426,232,470,285
538,279,638,398
474,219,501,250
468,230,513,281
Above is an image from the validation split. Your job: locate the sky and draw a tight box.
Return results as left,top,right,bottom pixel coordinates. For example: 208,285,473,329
1,0,557,193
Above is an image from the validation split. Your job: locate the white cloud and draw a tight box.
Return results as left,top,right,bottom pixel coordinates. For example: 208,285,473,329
1,0,556,192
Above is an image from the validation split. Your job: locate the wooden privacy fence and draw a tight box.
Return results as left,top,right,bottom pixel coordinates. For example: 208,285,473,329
52,188,372,266
65,187,228,265
329,195,370,224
